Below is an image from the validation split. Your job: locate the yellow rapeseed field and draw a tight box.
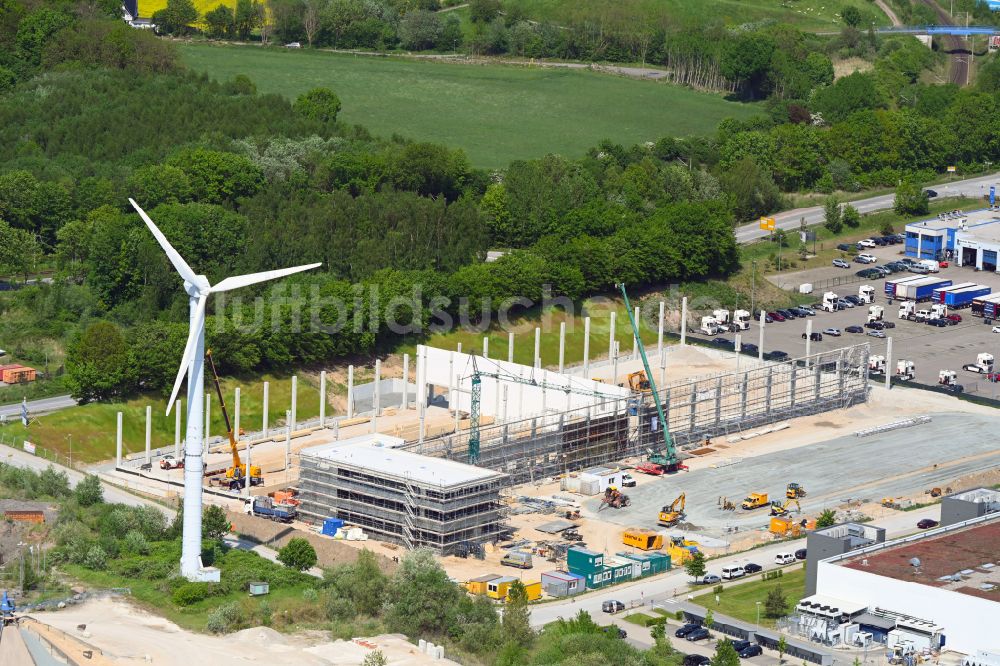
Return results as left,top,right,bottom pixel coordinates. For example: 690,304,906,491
138,0,235,19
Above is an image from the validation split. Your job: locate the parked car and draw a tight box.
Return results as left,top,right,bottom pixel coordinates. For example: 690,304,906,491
768,311,786,322
856,268,881,279
940,261,949,268
867,330,886,338
601,626,628,639
790,307,812,317
909,265,930,274
881,235,900,245
917,518,939,529
946,314,962,323
712,337,731,346
775,552,795,565
741,342,759,356
802,332,823,341
823,328,841,336
925,189,938,198
865,321,885,330
856,253,878,263
882,321,896,328
675,623,701,638
899,257,916,265
844,295,862,305
683,655,712,666
927,318,948,327
833,258,850,269
732,641,764,658
837,299,855,309
284,41,302,48
701,574,721,585
756,312,774,323
765,350,789,361
686,627,711,642
877,264,898,274
776,309,796,319
602,600,625,613
794,548,807,560
857,239,876,248
871,266,890,277
743,563,762,574
845,325,864,333
993,325,1000,334
836,243,853,251
798,306,816,315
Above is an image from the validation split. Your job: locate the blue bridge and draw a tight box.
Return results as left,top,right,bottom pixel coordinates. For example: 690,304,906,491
876,25,1000,36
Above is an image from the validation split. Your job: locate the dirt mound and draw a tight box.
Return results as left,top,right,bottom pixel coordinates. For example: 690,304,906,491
667,346,717,366
229,626,289,645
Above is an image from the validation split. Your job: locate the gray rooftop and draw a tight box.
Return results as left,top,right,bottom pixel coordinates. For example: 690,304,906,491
906,208,1000,233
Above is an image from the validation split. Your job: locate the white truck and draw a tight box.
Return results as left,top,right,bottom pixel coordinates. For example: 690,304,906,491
939,370,959,386
867,305,884,323
898,301,916,319
822,291,839,313
896,360,915,380
930,303,948,320
700,316,721,335
732,309,751,331
963,352,994,374
868,355,886,374
712,309,731,331
858,285,876,304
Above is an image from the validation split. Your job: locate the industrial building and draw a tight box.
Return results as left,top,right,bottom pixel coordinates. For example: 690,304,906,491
297,434,508,554
941,487,1000,526
800,513,1000,655
905,208,1000,270
803,522,886,595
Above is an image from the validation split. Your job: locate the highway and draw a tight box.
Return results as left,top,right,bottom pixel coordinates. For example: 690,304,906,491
529,504,937,628
0,394,76,421
735,171,1000,244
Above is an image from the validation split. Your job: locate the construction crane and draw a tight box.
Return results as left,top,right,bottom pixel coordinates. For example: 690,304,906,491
618,283,683,472
206,350,262,490
658,492,686,526
770,498,801,516
465,354,620,464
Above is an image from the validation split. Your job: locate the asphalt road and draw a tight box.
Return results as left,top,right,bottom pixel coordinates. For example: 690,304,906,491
735,173,1000,244
0,394,76,421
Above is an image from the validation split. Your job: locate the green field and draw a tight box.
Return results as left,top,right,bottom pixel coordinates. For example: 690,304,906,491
179,43,761,167
691,566,806,628
501,0,891,32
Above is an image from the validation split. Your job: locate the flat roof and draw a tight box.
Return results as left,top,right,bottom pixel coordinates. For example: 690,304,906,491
906,208,1000,233
541,570,584,581
301,438,506,487
840,518,1000,602
797,594,867,616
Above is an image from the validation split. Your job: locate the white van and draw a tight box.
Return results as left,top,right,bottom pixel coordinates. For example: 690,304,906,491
775,552,795,565
721,565,745,580
919,259,940,273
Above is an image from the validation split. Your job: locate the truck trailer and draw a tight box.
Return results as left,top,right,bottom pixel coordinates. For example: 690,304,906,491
244,496,297,522
885,275,929,298
971,293,1000,318
930,282,976,303
937,284,991,308
894,277,952,302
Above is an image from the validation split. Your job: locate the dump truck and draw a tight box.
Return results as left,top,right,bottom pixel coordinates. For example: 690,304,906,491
657,493,686,526
244,496,297,523
742,492,769,510
623,528,663,551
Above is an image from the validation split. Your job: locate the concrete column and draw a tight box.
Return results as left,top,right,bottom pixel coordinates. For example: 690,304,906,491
483,337,489,359
885,336,893,390
284,410,291,471
234,387,241,441
508,331,514,363
814,364,822,402
657,301,665,359
448,352,455,412
558,322,566,373
583,317,591,379
456,342,462,355
759,310,766,361
837,351,847,397
319,371,326,426
765,368,774,414
740,375,748,420
502,385,509,424
714,377,723,423
245,439,252,499
290,375,298,433
608,311,616,362
145,405,152,464
805,319,813,359
371,359,381,433
660,360,666,390
116,411,123,468
632,305,639,361
401,355,409,410
204,392,211,441
917,232,922,260
789,365,797,408
612,341,620,385
346,366,354,419
262,381,270,437
534,327,541,369
688,384,698,431
175,400,181,459
680,298,687,346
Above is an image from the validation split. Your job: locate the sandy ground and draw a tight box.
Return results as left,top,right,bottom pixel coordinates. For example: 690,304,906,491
30,599,460,666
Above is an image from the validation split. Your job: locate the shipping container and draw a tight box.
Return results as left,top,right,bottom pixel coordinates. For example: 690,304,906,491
941,285,991,308
895,278,952,301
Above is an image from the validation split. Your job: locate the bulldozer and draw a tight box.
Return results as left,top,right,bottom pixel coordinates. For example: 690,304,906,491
770,498,801,517
658,493,686,526
627,370,652,394
742,492,769,510
207,350,262,490
599,486,631,510
786,483,806,499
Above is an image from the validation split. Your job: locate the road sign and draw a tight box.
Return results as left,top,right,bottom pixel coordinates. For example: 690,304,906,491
947,166,957,173
759,217,775,230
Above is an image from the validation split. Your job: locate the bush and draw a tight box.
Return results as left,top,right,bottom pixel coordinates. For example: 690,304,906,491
123,530,150,555
75,474,103,506
172,582,212,606
206,601,246,634
83,545,107,570
302,587,318,602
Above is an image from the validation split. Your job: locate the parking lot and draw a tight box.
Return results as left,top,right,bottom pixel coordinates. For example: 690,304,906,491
731,243,1000,397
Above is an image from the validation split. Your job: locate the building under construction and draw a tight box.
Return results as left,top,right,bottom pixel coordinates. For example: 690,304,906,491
297,434,508,554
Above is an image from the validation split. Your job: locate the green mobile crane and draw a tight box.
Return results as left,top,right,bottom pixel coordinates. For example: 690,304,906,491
618,283,683,473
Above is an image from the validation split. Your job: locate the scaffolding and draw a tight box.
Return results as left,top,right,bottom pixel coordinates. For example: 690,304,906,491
404,344,871,486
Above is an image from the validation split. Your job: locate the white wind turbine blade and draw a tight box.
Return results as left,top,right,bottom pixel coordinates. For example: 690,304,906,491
165,294,208,416
210,263,322,293
129,198,200,287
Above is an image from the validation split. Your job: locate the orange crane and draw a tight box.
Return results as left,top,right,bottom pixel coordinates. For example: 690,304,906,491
207,350,262,490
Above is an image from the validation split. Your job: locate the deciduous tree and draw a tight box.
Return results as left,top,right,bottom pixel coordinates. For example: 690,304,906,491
277,537,317,570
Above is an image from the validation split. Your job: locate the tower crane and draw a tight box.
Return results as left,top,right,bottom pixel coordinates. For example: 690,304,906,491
207,350,262,490
464,354,624,464
618,283,683,473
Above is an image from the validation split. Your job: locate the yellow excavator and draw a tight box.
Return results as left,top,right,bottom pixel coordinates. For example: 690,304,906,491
627,370,652,394
658,493,686,526
770,498,801,517
207,350,262,491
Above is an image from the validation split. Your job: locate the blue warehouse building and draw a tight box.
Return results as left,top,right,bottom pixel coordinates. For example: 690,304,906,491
905,208,1000,271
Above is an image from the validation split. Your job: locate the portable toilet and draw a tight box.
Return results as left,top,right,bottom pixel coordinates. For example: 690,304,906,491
321,517,344,536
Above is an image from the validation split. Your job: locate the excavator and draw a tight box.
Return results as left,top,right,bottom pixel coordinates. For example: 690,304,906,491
207,350,262,491
770,498,801,517
658,493,686,526
627,370,652,394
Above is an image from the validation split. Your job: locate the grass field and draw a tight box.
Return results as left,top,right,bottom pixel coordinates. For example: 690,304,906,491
501,0,891,31
690,566,806,628
178,43,761,168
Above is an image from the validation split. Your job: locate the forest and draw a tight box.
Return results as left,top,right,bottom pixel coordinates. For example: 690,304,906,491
1,0,1000,402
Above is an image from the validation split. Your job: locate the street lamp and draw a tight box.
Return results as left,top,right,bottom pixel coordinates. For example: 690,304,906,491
756,601,762,628
65,434,73,468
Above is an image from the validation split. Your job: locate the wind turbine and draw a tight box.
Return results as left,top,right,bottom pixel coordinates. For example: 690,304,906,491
129,199,320,581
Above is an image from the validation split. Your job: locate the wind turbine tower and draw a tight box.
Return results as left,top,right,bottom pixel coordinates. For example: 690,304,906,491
130,199,320,581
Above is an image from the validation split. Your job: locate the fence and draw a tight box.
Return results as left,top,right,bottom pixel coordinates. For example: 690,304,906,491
0,431,76,470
